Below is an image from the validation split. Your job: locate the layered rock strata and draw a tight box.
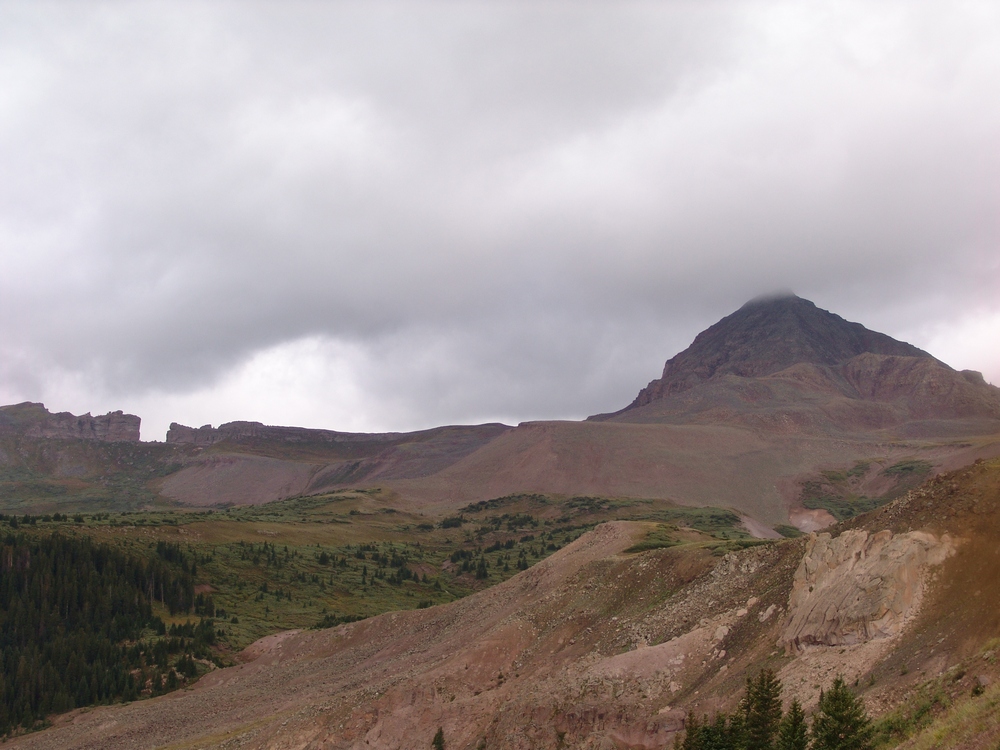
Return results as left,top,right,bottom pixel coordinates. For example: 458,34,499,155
781,528,955,651
605,295,1000,425
0,402,140,442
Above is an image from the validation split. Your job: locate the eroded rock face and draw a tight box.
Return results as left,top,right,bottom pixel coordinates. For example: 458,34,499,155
782,529,954,652
0,402,140,442
38,409,140,442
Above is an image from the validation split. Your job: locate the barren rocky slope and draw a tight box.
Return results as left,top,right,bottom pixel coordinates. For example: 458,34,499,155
13,458,1000,749
610,295,995,419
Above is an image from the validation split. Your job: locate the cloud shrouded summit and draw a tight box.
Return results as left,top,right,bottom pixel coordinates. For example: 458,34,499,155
1,2,998,440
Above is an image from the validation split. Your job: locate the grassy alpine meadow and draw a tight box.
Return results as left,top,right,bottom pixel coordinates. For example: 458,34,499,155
0,486,759,737
3,487,756,656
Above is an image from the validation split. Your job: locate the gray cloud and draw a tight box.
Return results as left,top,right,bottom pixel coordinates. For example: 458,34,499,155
1,2,998,439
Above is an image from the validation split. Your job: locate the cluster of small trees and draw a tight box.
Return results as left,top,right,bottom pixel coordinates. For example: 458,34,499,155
0,513,86,528
678,670,873,750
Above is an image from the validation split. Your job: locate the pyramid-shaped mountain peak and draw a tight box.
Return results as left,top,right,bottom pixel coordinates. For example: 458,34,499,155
625,294,933,410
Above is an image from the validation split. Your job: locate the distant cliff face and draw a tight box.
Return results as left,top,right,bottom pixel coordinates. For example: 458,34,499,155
0,402,141,442
166,422,241,445
630,295,932,408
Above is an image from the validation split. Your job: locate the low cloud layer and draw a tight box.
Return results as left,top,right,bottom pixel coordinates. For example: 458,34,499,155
2,2,998,440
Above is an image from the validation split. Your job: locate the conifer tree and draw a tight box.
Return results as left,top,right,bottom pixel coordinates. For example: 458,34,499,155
679,710,748,750
811,677,873,750
680,712,703,750
743,669,782,750
725,709,746,749
699,713,730,749
432,726,445,750
776,699,808,750
0,531,199,736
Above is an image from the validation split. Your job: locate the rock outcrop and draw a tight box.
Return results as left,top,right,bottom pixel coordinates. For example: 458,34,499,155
781,529,955,652
0,402,140,442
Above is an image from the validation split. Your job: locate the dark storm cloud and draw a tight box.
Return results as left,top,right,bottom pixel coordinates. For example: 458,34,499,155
1,2,998,438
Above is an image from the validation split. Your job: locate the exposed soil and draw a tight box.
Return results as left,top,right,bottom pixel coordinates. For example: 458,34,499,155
160,454,321,506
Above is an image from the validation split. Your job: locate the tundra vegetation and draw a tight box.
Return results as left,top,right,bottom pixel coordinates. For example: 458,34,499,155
0,487,755,737
0,455,989,742
799,460,932,522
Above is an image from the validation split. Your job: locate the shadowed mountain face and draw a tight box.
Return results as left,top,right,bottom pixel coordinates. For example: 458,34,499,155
589,295,1000,433
623,294,932,410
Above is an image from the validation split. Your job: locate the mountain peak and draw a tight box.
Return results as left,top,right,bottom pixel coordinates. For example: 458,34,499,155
739,290,801,308
625,295,932,410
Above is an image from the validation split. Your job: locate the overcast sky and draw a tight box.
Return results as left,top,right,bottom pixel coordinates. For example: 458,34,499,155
1,2,998,441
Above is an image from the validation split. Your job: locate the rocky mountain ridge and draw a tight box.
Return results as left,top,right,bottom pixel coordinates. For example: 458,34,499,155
3,296,999,523
166,420,403,446
604,295,998,421
0,402,140,442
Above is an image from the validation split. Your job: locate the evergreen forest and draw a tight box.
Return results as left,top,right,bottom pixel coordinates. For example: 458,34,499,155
0,531,209,736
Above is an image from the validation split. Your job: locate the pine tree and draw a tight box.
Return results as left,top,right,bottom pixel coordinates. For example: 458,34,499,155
743,668,782,750
696,714,720,749
776,699,808,750
725,709,746,749
432,727,445,750
680,713,703,750
811,677,874,750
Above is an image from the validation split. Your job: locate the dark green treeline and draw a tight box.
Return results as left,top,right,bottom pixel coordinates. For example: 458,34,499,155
0,532,195,735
